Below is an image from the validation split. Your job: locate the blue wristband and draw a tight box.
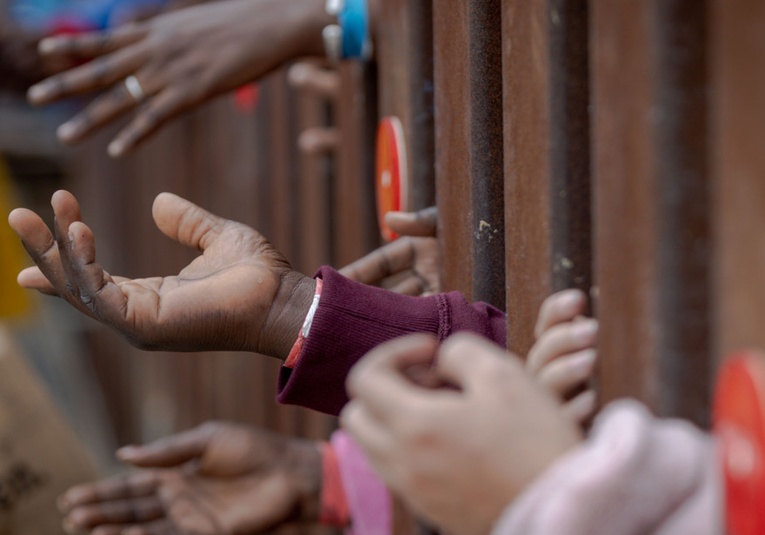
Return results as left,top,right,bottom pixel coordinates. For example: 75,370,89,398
338,0,371,60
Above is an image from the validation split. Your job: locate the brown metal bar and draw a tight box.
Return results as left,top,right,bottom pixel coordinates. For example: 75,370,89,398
433,0,505,309
711,0,765,362
592,0,711,425
502,0,591,356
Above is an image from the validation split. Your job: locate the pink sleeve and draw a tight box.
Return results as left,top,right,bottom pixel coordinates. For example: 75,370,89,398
491,400,722,535
331,430,392,535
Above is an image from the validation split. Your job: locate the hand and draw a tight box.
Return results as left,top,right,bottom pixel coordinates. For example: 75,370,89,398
526,289,598,423
7,190,314,358
59,422,322,534
340,207,440,296
27,0,331,157
341,334,581,535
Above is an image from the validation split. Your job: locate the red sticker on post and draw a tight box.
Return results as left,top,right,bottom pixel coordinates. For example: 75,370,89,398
375,117,409,242
714,350,765,535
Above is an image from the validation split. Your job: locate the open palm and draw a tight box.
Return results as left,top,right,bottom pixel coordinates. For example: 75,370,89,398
8,191,313,357
60,422,322,534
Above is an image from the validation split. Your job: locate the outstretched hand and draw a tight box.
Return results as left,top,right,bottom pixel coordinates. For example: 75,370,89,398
27,0,331,156
59,422,322,534
8,190,314,358
340,207,440,296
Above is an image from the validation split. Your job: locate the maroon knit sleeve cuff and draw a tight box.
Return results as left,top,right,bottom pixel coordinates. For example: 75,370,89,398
276,266,507,415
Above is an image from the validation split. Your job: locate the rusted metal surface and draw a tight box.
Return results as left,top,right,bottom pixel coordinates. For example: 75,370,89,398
501,0,590,357
433,0,505,309
333,62,379,267
711,0,765,362
592,0,711,425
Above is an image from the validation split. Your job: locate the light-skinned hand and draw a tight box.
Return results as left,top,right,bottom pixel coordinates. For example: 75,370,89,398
526,289,598,422
59,422,322,534
7,190,314,359
341,333,581,535
27,0,332,156
340,206,440,296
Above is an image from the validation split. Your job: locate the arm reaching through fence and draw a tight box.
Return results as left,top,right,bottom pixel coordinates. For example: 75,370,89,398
8,190,316,359
8,191,506,416
26,0,335,157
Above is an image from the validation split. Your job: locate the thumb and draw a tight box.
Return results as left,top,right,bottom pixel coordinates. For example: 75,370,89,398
436,333,523,391
152,192,229,251
385,206,438,238
117,423,216,467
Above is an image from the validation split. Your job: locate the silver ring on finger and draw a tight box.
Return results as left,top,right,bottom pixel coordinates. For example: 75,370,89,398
124,75,145,103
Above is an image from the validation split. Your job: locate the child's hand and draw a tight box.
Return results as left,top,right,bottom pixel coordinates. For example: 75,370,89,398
526,289,598,423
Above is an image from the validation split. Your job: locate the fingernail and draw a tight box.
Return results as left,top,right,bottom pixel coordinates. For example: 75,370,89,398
574,319,598,342
38,37,59,54
570,349,597,372
108,140,125,157
560,289,583,309
56,494,69,513
27,84,48,102
116,445,138,459
57,122,79,141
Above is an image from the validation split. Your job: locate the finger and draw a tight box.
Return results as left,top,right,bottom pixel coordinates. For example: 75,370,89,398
533,289,588,339
108,89,188,157
526,318,598,375
66,220,127,324
17,266,57,296
121,519,177,535
287,62,339,98
52,190,83,299
385,206,438,238
56,82,139,144
346,334,438,420
37,24,145,58
151,193,228,252
340,402,395,471
437,333,523,391
66,497,164,529
536,349,597,398
339,238,417,285
86,526,123,535
298,127,339,156
8,207,78,303
562,389,598,424
27,44,148,105
117,424,216,468
389,275,426,296
59,472,158,511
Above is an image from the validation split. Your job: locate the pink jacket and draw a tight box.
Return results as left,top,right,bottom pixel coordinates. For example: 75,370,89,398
492,400,722,535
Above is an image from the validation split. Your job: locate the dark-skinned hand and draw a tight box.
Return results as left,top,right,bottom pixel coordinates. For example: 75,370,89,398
59,422,322,534
27,0,333,157
340,207,440,296
7,190,315,359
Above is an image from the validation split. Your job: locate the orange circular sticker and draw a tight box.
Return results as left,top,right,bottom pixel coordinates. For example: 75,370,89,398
375,117,409,242
714,350,765,535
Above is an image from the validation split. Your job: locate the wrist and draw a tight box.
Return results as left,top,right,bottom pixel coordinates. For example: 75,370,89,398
292,0,336,58
258,271,316,360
